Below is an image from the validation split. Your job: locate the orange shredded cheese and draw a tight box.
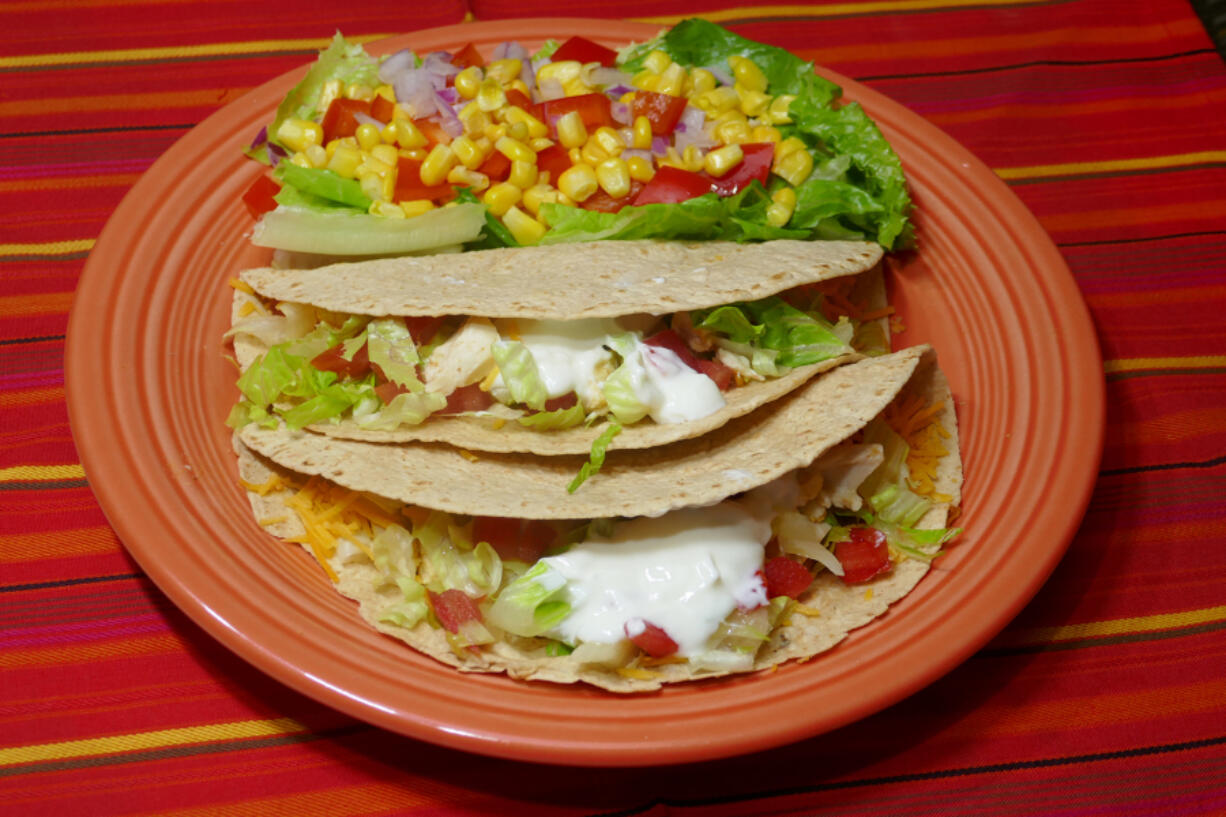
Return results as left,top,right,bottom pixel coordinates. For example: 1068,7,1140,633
617,666,660,680
239,474,286,496
228,277,254,295
884,393,951,498
237,300,256,317
640,655,688,668
791,603,821,618
257,515,289,527
458,449,480,463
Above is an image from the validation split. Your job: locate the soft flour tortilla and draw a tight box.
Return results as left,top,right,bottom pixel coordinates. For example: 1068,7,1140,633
239,238,884,320
235,346,961,692
239,346,927,520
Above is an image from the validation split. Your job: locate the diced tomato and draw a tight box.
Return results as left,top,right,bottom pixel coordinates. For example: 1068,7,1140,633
451,42,485,70
626,620,679,658
763,556,814,599
310,342,370,380
369,94,396,124
535,93,615,139
395,157,458,203
519,520,558,561
374,380,409,405
836,527,892,584
472,516,556,563
439,382,494,415
695,357,736,391
643,328,705,372
579,180,644,213
543,393,578,411
505,88,534,111
241,174,281,219
403,315,446,345
478,150,512,182
321,97,371,143
631,90,689,135
706,142,775,197
551,35,619,67
633,165,713,205
429,589,482,634
534,144,572,182
412,117,452,147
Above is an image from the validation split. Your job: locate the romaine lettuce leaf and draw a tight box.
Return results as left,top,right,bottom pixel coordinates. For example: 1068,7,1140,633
693,295,852,368
491,341,548,411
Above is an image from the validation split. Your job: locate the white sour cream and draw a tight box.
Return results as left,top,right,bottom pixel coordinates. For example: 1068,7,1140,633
543,503,769,655
513,319,619,406
634,343,726,423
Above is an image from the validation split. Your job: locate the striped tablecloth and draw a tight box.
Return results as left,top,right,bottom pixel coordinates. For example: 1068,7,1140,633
5,1,1226,813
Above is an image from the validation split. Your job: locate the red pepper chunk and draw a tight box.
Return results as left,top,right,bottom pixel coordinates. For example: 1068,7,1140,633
505,88,534,111
534,93,615,139
643,328,705,371
631,90,689,135
632,165,713,205
706,143,775,197
579,180,644,213
478,151,512,182
472,516,557,563
763,556,814,599
551,35,619,67
369,94,396,124
626,620,679,658
438,382,494,415
451,42,485,69
241,174,281,219
395,157,458,203
695,357,736,391
402,315,446,345
534,144,572,183
429,589,482,634
836,527,892,584
310,342,370,380
320,97,371,143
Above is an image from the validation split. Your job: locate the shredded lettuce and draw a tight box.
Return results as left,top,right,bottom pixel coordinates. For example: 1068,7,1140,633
274,163,371,211
601,334,651,425
567,422,622,493
485,561,571,637
857,417,932,526
517,399,586,430
491,340,548,411
365,318,424,391
694,295,852,368
415,511,503,595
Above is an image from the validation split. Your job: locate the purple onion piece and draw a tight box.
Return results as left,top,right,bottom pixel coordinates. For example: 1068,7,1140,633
268,142,288,168
379,49,417,84
651,135,670,155
702,63,734,86
249,125,268,151
611,101,631,125
433,92,464,138
355,111,384,128
394,68,439,118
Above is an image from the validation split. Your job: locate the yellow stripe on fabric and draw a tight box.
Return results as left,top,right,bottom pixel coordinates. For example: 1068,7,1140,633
0,718,310,767
635,0,1042,24
0,465,86,482
0,239,94,257
0,35,388,70
1000,604,1226,647
995,151,1226,181
1103,356,1226,374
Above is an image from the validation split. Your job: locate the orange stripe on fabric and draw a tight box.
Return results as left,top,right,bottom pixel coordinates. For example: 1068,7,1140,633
998,152,1226,181
0,633,184,669
0,35,385,70
634,0,1044,24
1041,201,1225,234
924,87,1226,127
0,88,247,118
0,292,74,318
0,386,65,409
0,526,120,563
1084,285,1226,309
0,174,141,194
142,783,439,817
1104,356,1226,374
997,604,1226,647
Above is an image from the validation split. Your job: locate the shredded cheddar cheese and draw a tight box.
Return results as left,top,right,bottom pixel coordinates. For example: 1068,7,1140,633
884,392,951,498
791,603,822,618
617,666,660,680
228,277,255,295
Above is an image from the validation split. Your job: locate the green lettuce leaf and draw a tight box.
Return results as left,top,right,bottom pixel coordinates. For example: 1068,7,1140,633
274,163,371,211
567,422,622,493
486,561,571,637
491,340,548,411
517,400,586,430
693,295,851,368
365,318,424,391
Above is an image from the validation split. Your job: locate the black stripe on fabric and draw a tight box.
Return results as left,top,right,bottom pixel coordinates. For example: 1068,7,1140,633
0,334,66,346
0,49,318,76
587,735,1226,817
979,617,1226,657
856,47,1218,82
0,252,90,263
0,725,367,778
0,573,143,594
1059,229,1226,248
1107,367,1226,381
1101,452,1226,477
0,123,192,140
0,480,89,491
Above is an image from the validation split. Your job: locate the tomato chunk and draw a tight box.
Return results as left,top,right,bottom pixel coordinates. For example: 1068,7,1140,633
632,165,713,205
412,117,452,147
706,142,775,197
643,328,705,372
543,393,578,411
626,620,679,658
551,35,619,67
395,157,458,203
505,88,534,111
403,315,446,345
374,380,409,405
535,93,615,139
631,90,689,135
695,357,736,391
478,150,512,182
534,144,572,182
310,342,370,380
472,516,557,563
451,42,485,69
579,180,644,213
429,589,482,634
369,94,396,124
320,97,371,143
836,527,892,584
439,382,494,415
241,174,281,219
763,556,814,599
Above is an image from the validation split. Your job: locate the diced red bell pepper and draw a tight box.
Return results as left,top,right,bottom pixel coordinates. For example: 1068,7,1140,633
579,180,644,213
836,527,892,584
630,90,689,135
534,144,572,183
763,556,814,599
632,165,713,205
472,516,557,563
505,88,534,111
402,315,446,345
695,357,736,391
374,380,409,405
626,620,679,658
451,42,485,69
321,97,372,143
551,35,619,67
706,142,775,197
395,157,458,203
643,328,705,372
412,117,452,147
429,589,483,634
369,94,396,124
543,393,578,411
439,382,495,415
534,93,615,139
241,174,281,219
477,150,512,182
310,342,370,380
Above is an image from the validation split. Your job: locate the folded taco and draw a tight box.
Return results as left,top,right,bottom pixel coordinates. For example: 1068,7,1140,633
227,238,891,462
235,345,962,691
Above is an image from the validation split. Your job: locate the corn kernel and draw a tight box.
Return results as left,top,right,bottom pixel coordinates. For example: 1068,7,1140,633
689,68,717,95
656,63,686,96
452,135,487,170
682,144,705,172
506,120,530,143
704,144,743,177
402,147,428,161
276,118,323,153
567,146,583,165
505,106,549,139
766,187,796,227
773,146,814,186
374,84,395,102
751,125,782,143
359,173,385,202
327,144,363,178
508,79,532,98
318,79,342,114
486,58,523,85
776,136,807,160
631,116,653,150
595,157,631,198
370,200,405,218
354,122,381,151
521,184,556,216
714,119,754,145
495,135,535,163
289,151,311,168
304,144,328,168
448,166,490,193
556,111,588,149
484,122,508,143
400,199,436,217
692,86,739,115
580,139,609,166
477,77,507,112
736,86,771,118
529,137,555,152
643,49,672,75
370,143,399,167
728,56,768,93
658,146,685,169
631,70,660,92
483,182,522,216
420,144,458,186
620,91,637,105
392,119,427,149
502,205,547,245
346,83,375,102
593,126,625,156
557,163,598,202
459,104,491,137
379,121,399,145
537,60,582,86
508,159,538,189
562,77,594,96
767,94,796,125
454,66,483,99
626,155,655,182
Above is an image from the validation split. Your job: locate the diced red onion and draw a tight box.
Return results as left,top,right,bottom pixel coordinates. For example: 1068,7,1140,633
622,148,652,163
588,66,631,88
608,84,632,97
378,49,418,84
268,142,287,167
433,93,464,138
702,63,734,86
422,51,460,90
611,101,631,125
437,86,460,105
651,135,670,155
393,69,439,118
355,111,384,128
493,41,530,62
680,104,706,134
249,125,268,151
538,78,565,101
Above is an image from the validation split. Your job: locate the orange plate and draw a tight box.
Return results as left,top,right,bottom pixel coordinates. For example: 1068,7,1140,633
66,19,1104,766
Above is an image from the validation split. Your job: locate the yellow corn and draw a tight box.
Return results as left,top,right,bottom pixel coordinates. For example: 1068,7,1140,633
595,157,631,198
486,58,523,85
451,135,487,170
379,121,398,145
704,144,743,177
346,83,375,102
632,116,653,149
400,199,436,217
692,86,739,115
631,70,659,92
391,119,427,149
537,60,582,86
715,119,754,145
508,159,538,189
304,144,328,168
483,182,522,216
477,77,506,112
656,63,686,96
751,125,782,143
682,144,706,172
580,139,609,166
773,146,814,186
529,136,555,152
567,146,584,165
276,118,323,153
506,120,530,143
556,111,588,149
557,163,598,202
737,87,771,118
374,84,395,103
620,90,636,105
359,173,385,202
592,126,625,156
370,200,405,218
643,49,672,75
459,104,491,137
402,147,428,161
767,94,796,125
454,66,483,99
370,143,399,167
495,135,536,163
289,151,311,168
502,205,547,245
766,187,797,227
318,79,342,114
728,56,768,93
326,143,363,178
776,136,807,160
505,106,549,139
626,155,655,182
689,68,717,95
508,78,532,98
447,166,490,193
420,144,458,186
